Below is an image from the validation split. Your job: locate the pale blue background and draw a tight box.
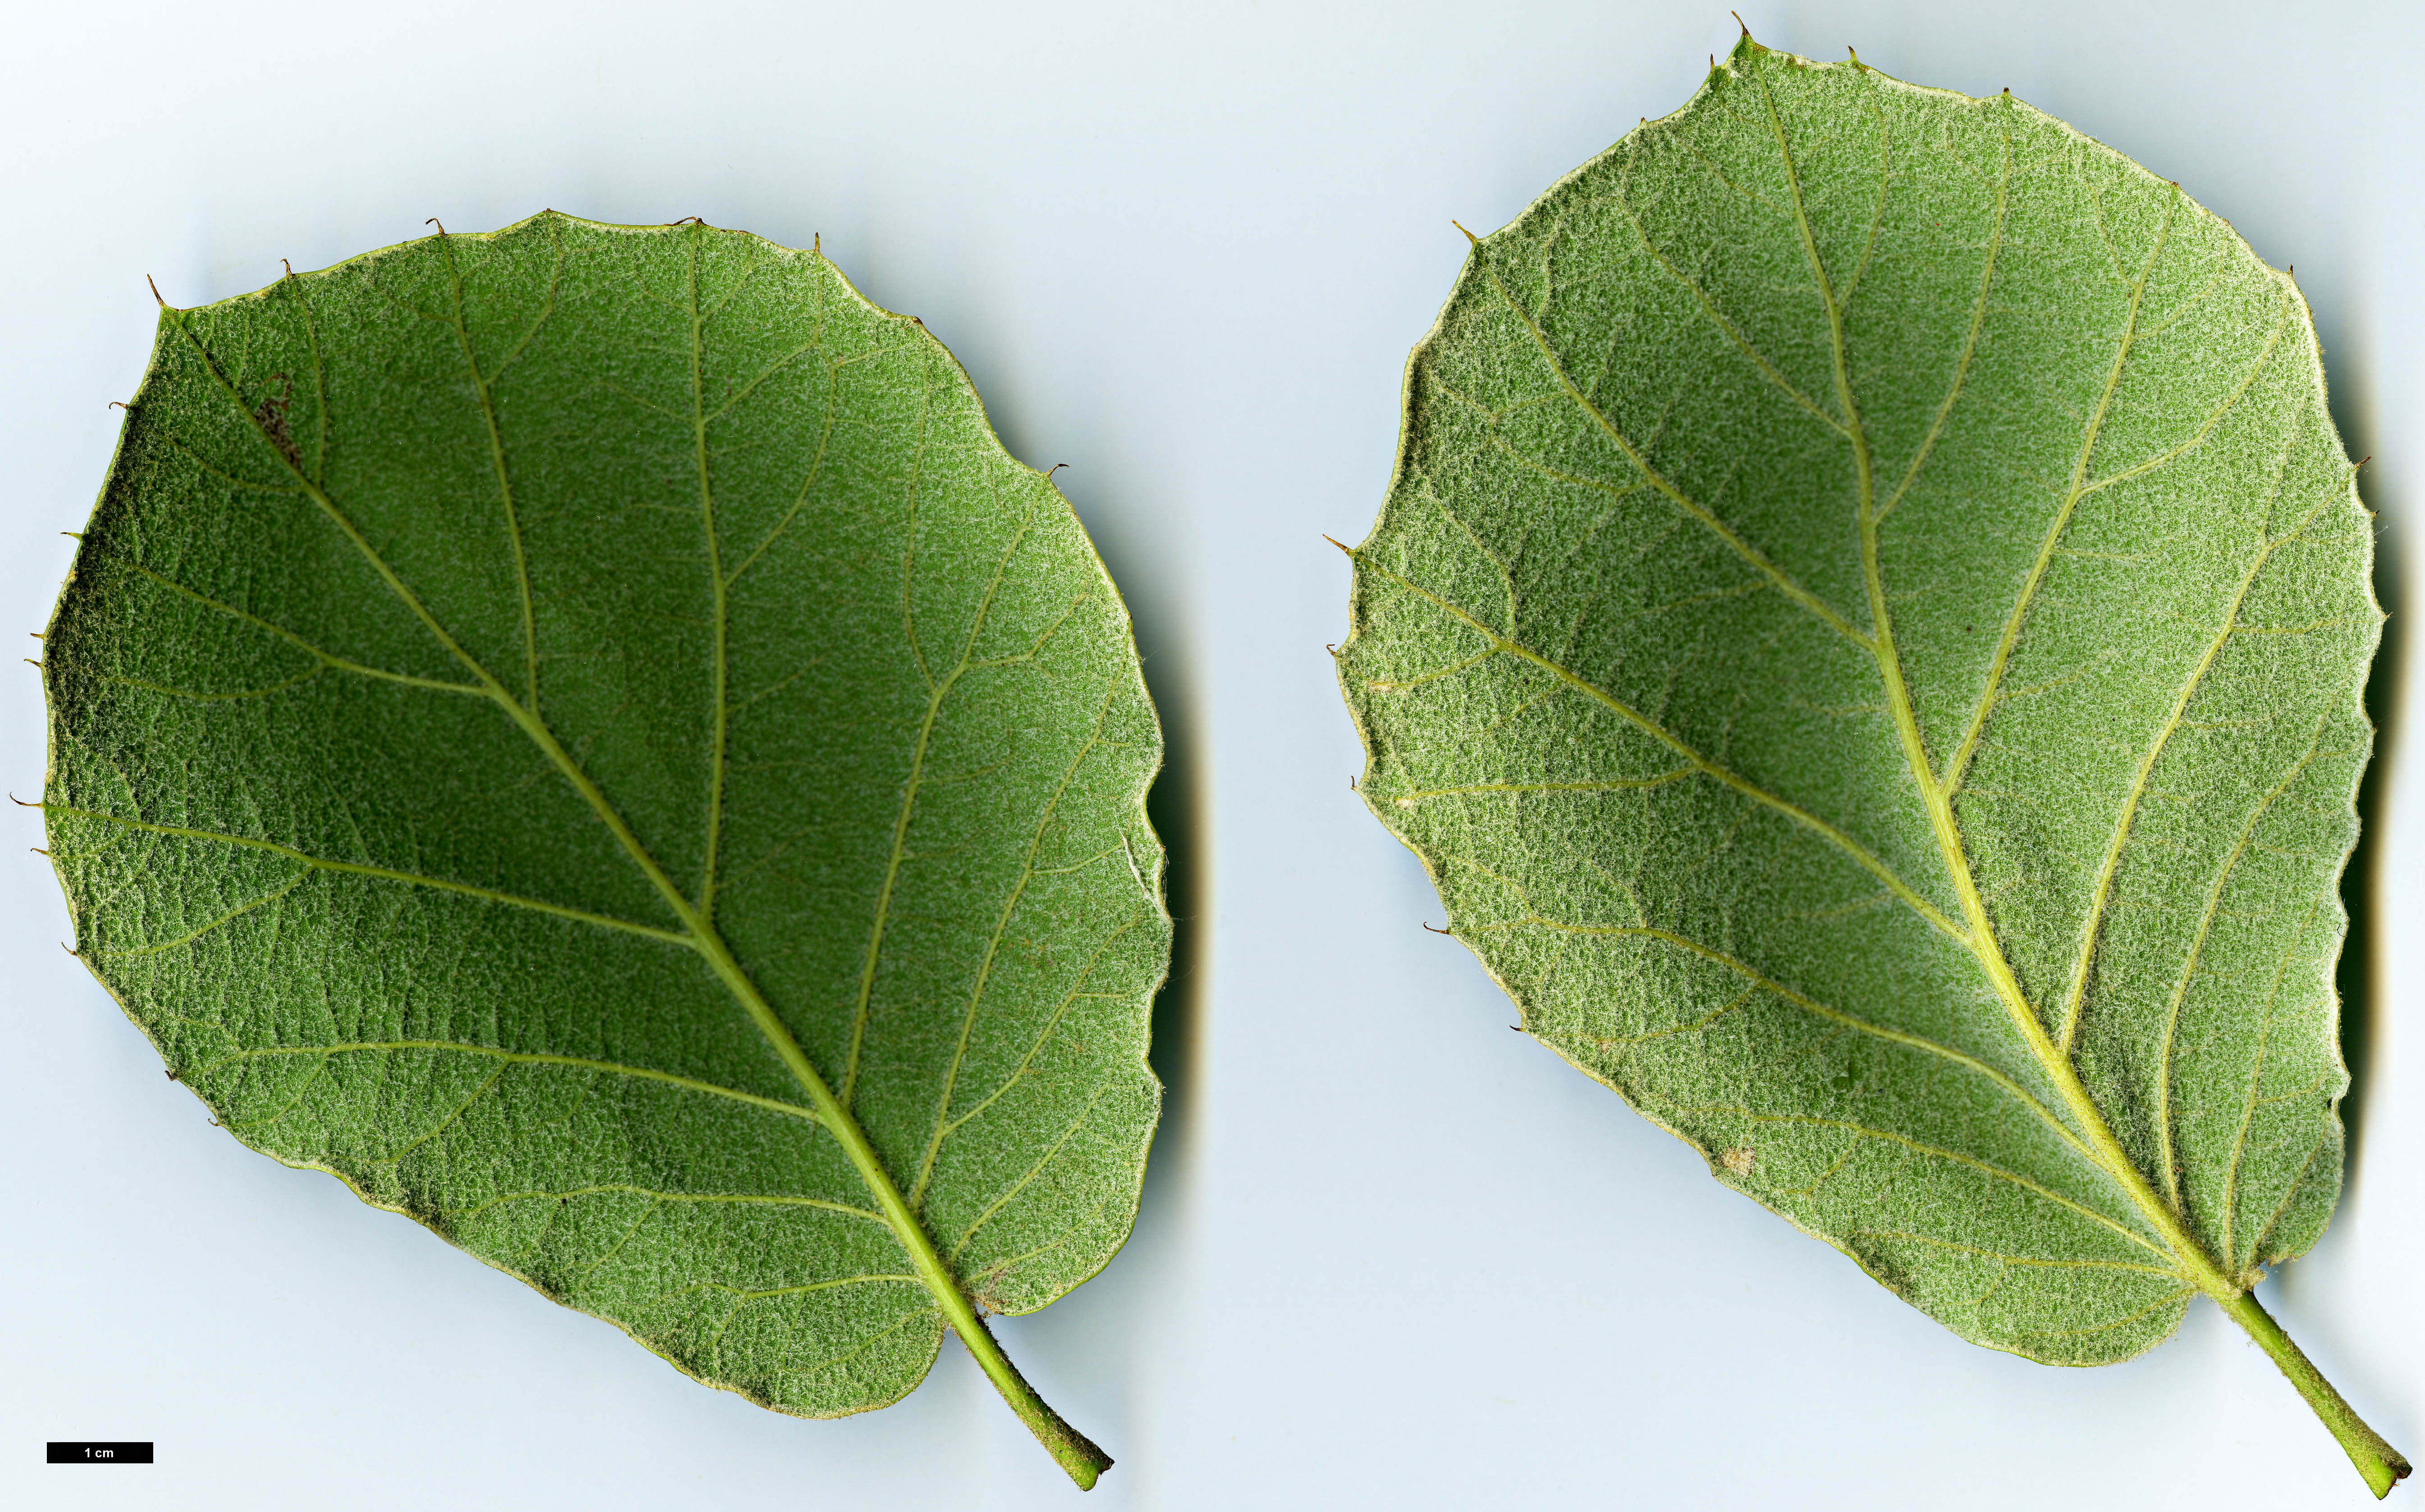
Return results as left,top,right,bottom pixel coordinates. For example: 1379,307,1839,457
2,2,2418,1507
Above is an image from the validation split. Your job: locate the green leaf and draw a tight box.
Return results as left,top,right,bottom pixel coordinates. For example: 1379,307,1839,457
1338,37,2405,1495
42,212,1166,1489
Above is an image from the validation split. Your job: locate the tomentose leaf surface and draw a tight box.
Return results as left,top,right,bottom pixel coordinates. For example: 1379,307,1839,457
1338,39,2403,1493
44,213,1166,1487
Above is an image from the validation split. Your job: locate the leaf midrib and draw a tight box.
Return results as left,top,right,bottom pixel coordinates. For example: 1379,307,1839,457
1750,62,2239,1299
155,247,1010,1366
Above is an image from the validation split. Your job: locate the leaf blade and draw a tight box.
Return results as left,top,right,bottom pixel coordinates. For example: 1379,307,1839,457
1339,38,2399,1489
46,213,1166,1486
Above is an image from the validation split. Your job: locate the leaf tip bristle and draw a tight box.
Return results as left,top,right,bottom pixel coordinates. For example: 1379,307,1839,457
281,258,295,278
144,273,165,309
8,792,41,807
1450,219,1479,246
426,218,447,235
1323,533,1356,557
1730,9,1749,36
108,400,128,412
1422,920,1452,934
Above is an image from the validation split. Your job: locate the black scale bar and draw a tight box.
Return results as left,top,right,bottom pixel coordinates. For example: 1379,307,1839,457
47,1442,153,1464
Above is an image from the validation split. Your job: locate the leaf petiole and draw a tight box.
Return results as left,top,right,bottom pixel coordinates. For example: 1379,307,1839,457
2217,1289,2410,1498
951,1313,1114,1490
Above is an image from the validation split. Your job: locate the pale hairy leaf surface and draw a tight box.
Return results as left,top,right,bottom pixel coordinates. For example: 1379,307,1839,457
44,214,1165,1465
1340,39,2377,1374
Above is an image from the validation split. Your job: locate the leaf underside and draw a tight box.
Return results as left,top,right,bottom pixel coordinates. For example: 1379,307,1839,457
1342,41,2376,1365
46,212,1168,1418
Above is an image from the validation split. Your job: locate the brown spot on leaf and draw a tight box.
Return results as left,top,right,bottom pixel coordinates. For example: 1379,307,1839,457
255,374,301,470
970,1264,1019,1316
